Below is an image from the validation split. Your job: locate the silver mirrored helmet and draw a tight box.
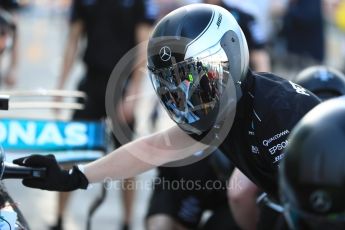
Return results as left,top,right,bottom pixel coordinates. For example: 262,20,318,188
147,4,249,136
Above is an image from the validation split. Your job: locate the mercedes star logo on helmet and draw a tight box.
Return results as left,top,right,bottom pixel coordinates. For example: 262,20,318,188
159,46,172,62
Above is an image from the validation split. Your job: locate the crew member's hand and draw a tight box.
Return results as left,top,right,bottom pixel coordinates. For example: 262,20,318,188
13,154,89,191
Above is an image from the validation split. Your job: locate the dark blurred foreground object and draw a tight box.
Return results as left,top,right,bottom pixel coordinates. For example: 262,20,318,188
280,96,345,230
0,0,19,10
294,66,345,100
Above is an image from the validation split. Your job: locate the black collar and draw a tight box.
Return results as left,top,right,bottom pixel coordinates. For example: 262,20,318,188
235,69,255,119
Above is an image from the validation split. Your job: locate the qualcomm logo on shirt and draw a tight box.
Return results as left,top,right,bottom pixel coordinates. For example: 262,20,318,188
262,130,289,146
0,119,105,151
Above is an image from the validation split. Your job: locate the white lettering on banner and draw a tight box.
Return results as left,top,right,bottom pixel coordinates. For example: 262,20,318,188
37,123,64,146
65,123,88,145
0,121,89,147
9,122,36,145
289,81,310,96
262,130,290,146
269,140,289,155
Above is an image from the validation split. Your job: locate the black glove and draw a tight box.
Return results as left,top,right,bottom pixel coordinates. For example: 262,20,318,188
13,154,89,192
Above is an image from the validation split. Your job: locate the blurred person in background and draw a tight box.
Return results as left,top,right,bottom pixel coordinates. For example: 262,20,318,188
0,0,19,88
224,0,288,37
223,0,288,68
280,0,325,67
323,0,345,73
334,0,345,31
207,0,271,72
53,1,156,230
145,1,272,229
335,0,345,72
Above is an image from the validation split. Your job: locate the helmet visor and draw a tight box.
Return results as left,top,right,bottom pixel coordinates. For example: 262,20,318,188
148,43,230,132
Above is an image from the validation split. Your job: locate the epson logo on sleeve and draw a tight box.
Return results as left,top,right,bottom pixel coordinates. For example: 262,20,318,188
269,140,289,155
262,130,289,146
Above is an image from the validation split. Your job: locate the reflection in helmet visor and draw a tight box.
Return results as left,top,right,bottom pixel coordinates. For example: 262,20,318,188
149,46,229,127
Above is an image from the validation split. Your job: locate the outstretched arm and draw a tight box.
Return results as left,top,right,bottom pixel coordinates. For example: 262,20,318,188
14,126,208,191
84,125,207,183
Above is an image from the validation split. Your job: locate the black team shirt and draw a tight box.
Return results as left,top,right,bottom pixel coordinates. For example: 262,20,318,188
192,70,320,198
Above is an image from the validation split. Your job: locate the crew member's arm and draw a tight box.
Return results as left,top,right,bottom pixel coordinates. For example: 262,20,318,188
244,9,271,72
250,49,271,72
13,126,208,191
117,0,157,122
117,22,153,123
3,10,18,87
228,168,260,230
250,0,288,72
56,20,83,90
84,126,207,182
